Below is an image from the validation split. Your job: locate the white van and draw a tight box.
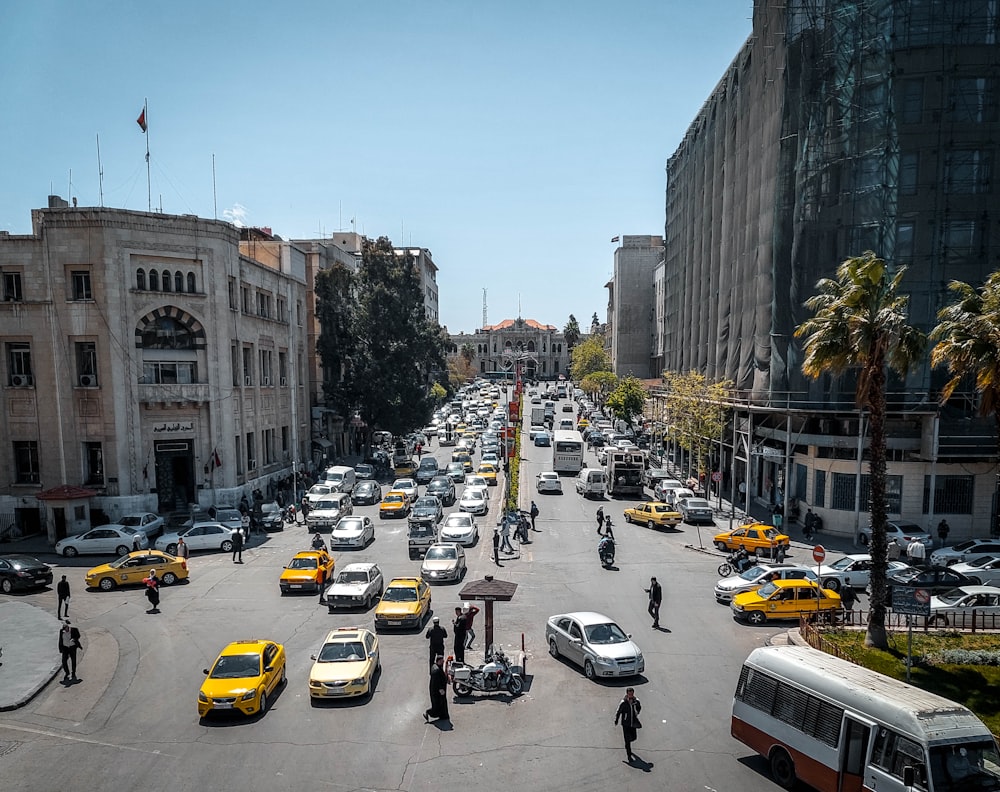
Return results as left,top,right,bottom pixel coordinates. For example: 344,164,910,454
575,468,607,499
324,465,356,494
558,418,575,432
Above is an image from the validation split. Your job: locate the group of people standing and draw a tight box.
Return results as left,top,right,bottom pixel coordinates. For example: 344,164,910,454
423,603,481,723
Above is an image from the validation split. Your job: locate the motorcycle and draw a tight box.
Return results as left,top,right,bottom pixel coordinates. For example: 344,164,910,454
718,551,752,577
599,536,616,568
450,646,523,697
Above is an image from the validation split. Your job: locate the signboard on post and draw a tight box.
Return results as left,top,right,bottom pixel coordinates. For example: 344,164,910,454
812,545,826,564
892,587,931,617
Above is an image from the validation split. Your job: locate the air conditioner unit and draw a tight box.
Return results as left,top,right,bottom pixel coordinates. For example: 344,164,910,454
263,377,271,386
79,374,97,387
280,377,287,387
10,374,31,387
244,376,252,386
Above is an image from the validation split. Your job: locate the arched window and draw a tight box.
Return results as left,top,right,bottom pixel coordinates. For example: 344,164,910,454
136,269,146,290
161,271,172,292
175,272,184,292
527,341,535,352
149,270,159,290
140,316,196,349
187,273,196,293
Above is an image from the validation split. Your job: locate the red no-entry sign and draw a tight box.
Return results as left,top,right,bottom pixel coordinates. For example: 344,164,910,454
812,545,826,564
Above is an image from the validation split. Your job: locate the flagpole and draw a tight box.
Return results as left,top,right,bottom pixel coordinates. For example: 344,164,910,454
144,98,151,212
96,134,104,207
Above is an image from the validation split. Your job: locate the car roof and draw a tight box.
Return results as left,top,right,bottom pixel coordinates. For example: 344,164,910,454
552,611,619,626
943,585,1000,595
340,562,378,572
219,639,274,655
386,577,421,587
322,627,371,642
291,550,326,559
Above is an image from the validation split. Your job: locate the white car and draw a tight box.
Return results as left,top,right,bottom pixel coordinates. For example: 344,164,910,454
107,512,164,539
438,513,479,546
464,475,489,490
459,487,489,516
392,478,419,503
928,586,1000,628
307,494,353,531
950,555,1000,586
55,527,149,557
536,471,563,493
306,483,335,504
481,452,500,467
325,562,384,611
545,611,644,680
714,564,818,603
155,522,236,555
420,543,467,583
422,425,438,438
859,520,932,550
528,424,546,440
930,539,1000,567
330,516,375,549
814,554,912,592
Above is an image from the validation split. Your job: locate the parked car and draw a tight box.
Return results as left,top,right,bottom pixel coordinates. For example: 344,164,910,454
351,480,382,506
0,554,53,593
927,586,1000,628
84,550,188,591
930,539,1000,567
155,523,236,555
714,564,818,603
950,555,1000,586
257,501,285,532
420,543,467,583
107,512,164,540
426,476,457,506
623,502,682,530
885,566,976,601
731,579,841,625
679,497,715,525
56,527,149,557
308,627,380,700
858,520,932,550
813,554,912,592
324,562,384,611
330,516,375,549
198,639,286,718
536,471,563,494
545,611,644,680
438,513,479,547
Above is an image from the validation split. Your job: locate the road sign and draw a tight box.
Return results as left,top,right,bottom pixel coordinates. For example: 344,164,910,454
711,471,722,483
914,588,931,604
892,587,931,616
812,545,826,563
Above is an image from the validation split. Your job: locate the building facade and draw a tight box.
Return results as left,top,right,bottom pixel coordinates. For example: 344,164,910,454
448,318,570,382
631,1,1000,539
0,198,309,541
607,235,663,378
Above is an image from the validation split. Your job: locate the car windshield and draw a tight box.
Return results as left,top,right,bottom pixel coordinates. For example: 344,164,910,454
426,547,456,560
261,502,279,515
108,555,134,569
928,740,1000,790
317,642,365,662
210,653,261,679
968,556,998,568
829,557,855,571
119,526,139,535
119,516,142,527
689,499,709,508
309,486,331,495
415,498,438,509
739,566,766,581
315,500,340,510
762,528,782,538
584,622,628,644
355,464,373,476
756,582,779,598
334,520,361,532
382,587,418,602
337,571,370,584
384,494,404,503
443,516,470,528
936,588,968,604
289,557,319,569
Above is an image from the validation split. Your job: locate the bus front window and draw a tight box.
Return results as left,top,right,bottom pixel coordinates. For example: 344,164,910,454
929,740,1000,791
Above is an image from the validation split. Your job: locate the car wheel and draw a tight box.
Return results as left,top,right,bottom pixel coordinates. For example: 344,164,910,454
647,520,656,530
258,689,268,714
221,540,234,552
116,545,131,556
548,638,559,659
63,546,79,557
162,572,177,585
929,614,949,628
747,611,766,626
99,577,116,591
624,513,633,524
823,578,841,593
769,747,796,790
165,544,178,555
715,541,728,552
584,660,596,680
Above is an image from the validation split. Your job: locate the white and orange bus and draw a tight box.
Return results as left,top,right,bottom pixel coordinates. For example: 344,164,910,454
732,645,999,792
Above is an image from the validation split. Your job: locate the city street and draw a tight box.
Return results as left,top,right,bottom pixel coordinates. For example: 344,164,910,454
0,418,799,792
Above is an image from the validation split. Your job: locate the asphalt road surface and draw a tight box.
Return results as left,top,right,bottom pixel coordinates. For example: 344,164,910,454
0,421,798,791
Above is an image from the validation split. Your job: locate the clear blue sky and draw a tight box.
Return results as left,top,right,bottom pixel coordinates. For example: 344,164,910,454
1,1,751,334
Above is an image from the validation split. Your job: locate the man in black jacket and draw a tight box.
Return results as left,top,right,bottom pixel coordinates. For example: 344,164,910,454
57,575,71,619
425,616,447,668
58,620,82,682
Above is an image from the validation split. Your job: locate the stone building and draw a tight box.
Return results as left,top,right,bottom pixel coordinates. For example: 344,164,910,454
448,317,570,382
0,198,309,542
606,235,663,377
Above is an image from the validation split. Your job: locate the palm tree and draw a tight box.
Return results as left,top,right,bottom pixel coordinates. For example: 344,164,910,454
460,344,475,364
930,273,1000,438
794,252,925,649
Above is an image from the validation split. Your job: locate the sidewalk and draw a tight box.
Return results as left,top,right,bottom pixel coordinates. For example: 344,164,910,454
0,599,65,711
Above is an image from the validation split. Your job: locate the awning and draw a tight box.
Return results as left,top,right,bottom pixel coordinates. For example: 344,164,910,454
312,438,334,449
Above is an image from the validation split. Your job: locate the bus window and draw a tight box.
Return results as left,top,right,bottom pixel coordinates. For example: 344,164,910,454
872,729,928,790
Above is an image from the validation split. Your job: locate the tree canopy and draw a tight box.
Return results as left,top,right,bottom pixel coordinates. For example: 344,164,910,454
570,335,611,381
563,314,581,351
605,375,647,429
661,371,731,477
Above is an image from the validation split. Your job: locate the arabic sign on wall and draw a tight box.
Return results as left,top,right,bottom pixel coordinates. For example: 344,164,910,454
152,421,194,434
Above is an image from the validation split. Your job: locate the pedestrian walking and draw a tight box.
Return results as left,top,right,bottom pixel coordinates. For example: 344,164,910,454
596,506,605,535
241,512,251,540
232,528,244,563
492,528,501,566
58,620,82,682
423,654,450,723
887,538,901,561
937,519,950,548
143,570,160,613
907,538,926,567
176,537,190,561
56,575,71,619
425,616,447,668
132,532,142,551
500,519,513,553
774,541,786,563
840,578,857,616
529,501,539,531
645,577,662,628
463,603,480,650
614,687,642,763
452,607,467,663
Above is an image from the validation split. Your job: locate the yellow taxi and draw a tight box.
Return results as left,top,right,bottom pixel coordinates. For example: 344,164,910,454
451,451,474,473
578,418,590,431
394,458,417,477
477,462,498,486
731,579,841,625
623,501,682,529
454,423,468,436
279,550,335,595
462,431,478,446
714,524,790,555
373,577,431,631
379,490,411,519
85,550,189,591
308,626,380,700
198,639,286,718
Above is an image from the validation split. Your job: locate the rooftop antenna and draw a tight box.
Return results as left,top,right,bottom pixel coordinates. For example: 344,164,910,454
97,134,104,206
212,153,218,219
482,288,488,329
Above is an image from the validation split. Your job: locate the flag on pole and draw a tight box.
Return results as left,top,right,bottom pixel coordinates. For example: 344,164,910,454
136,108,147,132
213,448,222,469
610,236,620,243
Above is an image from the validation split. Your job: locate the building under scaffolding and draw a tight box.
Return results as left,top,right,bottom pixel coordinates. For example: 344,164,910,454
652,1,1000,539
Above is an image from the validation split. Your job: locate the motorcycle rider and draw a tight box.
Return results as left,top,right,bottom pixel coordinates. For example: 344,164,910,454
311,533,326,552
599,533,616,565
734,544,751,573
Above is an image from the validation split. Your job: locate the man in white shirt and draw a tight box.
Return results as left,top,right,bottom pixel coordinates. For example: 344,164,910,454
907,538,926,567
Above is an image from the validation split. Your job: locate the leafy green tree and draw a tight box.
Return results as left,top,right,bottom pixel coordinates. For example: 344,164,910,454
430,381,447,404
931,273,1000,437
563,315,581,351
460,343,475,364
570,335,611,381
337,236,447,440
795,252,925,650
661,371,731,479
580,371,618,404
605,375,646,429
314,262,356,414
